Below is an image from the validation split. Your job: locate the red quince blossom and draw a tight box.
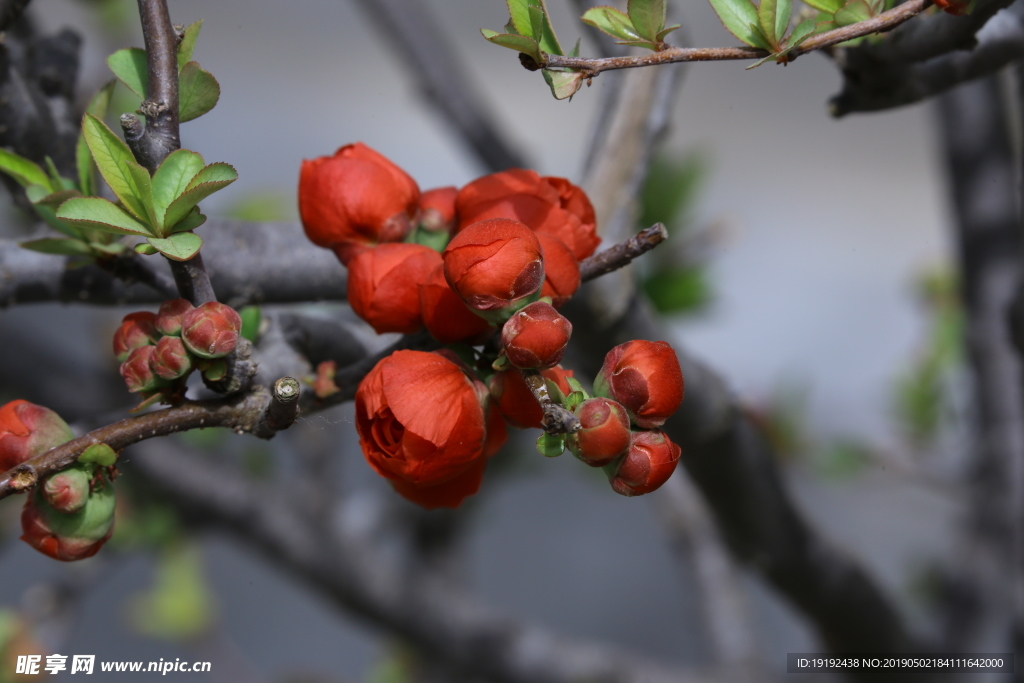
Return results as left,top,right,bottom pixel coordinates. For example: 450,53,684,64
569,397,632,467
120,345,161,393
537,233,581,307
501,302,572,370
112,312,158,362
299,143,420,264
488,366,574,429
443,218,544,312
355,350,489,493
151,336,194,380
181,302,242,359
609,430,681,496
21,469,115,561
419,264,494,344
594,340,684,429
0,400,74,473
455,169,600,260
155,298,195,337
347,243,442,334
418,186,458,233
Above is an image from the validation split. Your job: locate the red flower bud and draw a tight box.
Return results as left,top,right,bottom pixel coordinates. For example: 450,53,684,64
155,298,195,337
537,233,580,307
42,464,91,513
933,0,969,14
181,302,242,359
347,243,442,334
488,366,574,429
355,350,487,490
568,398,631,466
501,302,572,370
455,169,600,260
151,336,194,380
0,400,74,473
609,430,680,496
418,264,493,344
21,469,115,561
112,312,158,362
389,457,487,510
299,143,419,265
419,186,457,233
594,340,683,428
120,346,161,393
442,218,544,313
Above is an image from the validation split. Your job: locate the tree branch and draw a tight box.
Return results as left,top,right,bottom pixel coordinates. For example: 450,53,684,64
579,224,668,283
521,369,580,435
134,0,179,172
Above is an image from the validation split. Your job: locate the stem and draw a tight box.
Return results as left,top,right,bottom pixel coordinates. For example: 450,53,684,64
522,370,580,435
258,377,301,435
136,0,179,170
579,223,668,283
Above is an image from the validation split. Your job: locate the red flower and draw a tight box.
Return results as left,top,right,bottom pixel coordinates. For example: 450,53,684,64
455,169,600,260
112,312,158,362
151,336,194,380
355,350,487,491
933,0,969,14
594,340,683,428
299,143,420,264
120,345,161,393
501,301,572,370
347,243,442,334
155,298,195,337
21,469,115,561
537,233,580,307
419,186,458,234
0,400,74,473
419,264,494,344
568,398,631,467
488,366,574,429
609,430,681,496
389,457,487,510
181,302,242,359
442,218,544,313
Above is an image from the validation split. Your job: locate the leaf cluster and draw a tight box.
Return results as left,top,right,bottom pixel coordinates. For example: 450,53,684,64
581,0,681,51
708,0,818,67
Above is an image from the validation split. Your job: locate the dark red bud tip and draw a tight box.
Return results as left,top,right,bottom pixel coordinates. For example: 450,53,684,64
609,430,681,496
569,397,631,466
501,301,572,369
120,346,162,394
155,298,195,337
181,302,242,359
112,312,158,362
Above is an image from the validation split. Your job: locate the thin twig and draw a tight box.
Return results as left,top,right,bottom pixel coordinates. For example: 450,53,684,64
135,0,179,170
522,370,580,435
257,377,301,436
580,224,668,282
543,0,930,76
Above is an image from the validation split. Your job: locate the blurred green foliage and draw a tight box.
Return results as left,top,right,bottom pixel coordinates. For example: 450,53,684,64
128,544,214,640
225,192,295,223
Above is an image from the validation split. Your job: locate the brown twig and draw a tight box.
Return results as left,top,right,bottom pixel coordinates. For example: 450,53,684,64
521,370,580,435
257,377,301,436
542,0,930,76
579,223,668,283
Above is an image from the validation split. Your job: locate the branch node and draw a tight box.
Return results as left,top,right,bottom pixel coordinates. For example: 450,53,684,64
257,376,301,436
10,464,36,491
522,370,580,435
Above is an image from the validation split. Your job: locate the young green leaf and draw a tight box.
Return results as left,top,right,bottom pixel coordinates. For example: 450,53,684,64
481,30,543,62
56,197,154,237
565,391,587,412
31,189,81,210
774,0,792,47
146,232,203,261
161,162,237,231
152,149,205,225
125,162,159,229
135,243,158,256
43,157,74,191
786,18,817,49
81,114,152,222
566,377,586,395
529,1,564,55
802,0,843,11
536,433,566,458
543,69,584,100
76,80,116,197
107,47,148,99
569,37,581,57
507,0,534,36
627,0,667,43
168,208,207,234
0,149,53,191
178,62,221,122
708,0,769,48
615,39,661,50
834,0,874,25
581,6,642,42
177,20,203,70
79,443,118,467
656,24,683,41
20,238,94,257
758,0,779,45
25,185,80,238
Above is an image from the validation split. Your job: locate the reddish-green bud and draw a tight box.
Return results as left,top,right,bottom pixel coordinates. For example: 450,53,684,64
151,336,194,380
155,298,195,337
609,430,681,496
181,302,242,359
501,301,572,369
120,346,161,393
21,469,115,561
568,398,631,466
112,312,158,362
0,400,74,473
42,464,91,513
594,340,684,429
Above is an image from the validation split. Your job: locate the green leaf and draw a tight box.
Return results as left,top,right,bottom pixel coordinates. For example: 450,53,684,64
543,69,584,100
76,80,116,197
708,0,769,48
627,0,666,42
507,0,534,36
785,18,817,49
152,149,205,227
569,37,581,57
169,208,207,234
566,376,586,395
20,238,94,257
56,197,154,237
758,0,786,46
481,30,543,62
31,188,81,210
536,433,565,458
91,242,126,255
79,443,117,467
147,232,203,261
239,306,261,342
161,162,237,230
135,242,158,255
177,20,203,70
656,24,683,41
125,161,159,229
43,157,73,191
581,6,642,41
803,0,843,11
614,40,661,50
0,148,52,190
25,185,80,238
642,267,712,314
106,47,148,98
529,3,563,55
834,0,873,25
565,391,587,412
178,62,221,122
81,113,152,222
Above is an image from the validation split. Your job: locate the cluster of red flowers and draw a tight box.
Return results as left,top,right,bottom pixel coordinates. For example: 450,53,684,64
113,299,242,405
0,400,116,561
300,143,685,509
